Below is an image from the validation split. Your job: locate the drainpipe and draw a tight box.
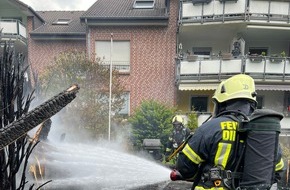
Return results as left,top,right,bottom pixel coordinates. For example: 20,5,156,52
176,0,181,88
165,0,170,14
85,18,91,60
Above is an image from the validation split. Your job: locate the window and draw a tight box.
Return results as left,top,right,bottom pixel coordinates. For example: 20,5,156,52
96,93,130,115
256,96,264,109
118,92,130,115
248,47,268,56
133,0,155,9
95,40,130,72
286,92,290,112
191,96,208,112
52,18,71,25
192,47,212,56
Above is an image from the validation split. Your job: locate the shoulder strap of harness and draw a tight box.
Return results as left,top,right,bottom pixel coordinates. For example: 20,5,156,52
212,110,249,189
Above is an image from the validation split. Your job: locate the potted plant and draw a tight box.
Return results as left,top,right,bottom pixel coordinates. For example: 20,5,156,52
248,53,263,62
281,51,286,58
270,53,284,63
221,52,232,60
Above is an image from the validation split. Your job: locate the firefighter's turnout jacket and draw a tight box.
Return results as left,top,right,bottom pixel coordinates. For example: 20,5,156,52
165,126,191,158
176,113,284,190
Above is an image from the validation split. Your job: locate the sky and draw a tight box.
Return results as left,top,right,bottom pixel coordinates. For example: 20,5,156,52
20,0,97,11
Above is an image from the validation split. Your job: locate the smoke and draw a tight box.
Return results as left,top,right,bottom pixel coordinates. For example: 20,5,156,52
25,116,171,190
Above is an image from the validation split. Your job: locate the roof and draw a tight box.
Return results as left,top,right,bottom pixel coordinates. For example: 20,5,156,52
6,0,45,22
29,0,170,39
30,11,86,40
80,0,169,26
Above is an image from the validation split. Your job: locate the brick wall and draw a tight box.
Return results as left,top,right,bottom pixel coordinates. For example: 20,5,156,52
27,0,178,114
27,17,85,74
88,0,178,114
28,40,85,74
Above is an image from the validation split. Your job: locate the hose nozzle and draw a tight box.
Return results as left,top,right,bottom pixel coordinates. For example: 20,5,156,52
170,169,184,181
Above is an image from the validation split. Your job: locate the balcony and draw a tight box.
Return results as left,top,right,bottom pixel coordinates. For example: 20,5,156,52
0,19,27,52
180,0,290,24
177,55,290,83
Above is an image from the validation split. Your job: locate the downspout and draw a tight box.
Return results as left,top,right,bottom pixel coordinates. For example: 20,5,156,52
176,0,182,87
85,18,91,60
165,0,170,14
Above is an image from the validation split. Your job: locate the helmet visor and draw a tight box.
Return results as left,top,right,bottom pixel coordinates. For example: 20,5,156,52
173,122,183,130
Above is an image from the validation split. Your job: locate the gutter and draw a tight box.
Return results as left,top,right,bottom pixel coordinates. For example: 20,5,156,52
30,32,86,40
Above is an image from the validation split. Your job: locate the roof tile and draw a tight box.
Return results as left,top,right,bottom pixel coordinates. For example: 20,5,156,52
81,0,168,19
31,11,86,34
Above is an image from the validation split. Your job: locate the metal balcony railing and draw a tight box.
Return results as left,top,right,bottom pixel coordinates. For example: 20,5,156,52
0,19,27,42
177,55,290,82
180,0,290,24
102,61,130,72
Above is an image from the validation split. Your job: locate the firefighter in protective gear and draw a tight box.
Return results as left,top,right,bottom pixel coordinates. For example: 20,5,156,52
175,74,284,189
165,115,191,162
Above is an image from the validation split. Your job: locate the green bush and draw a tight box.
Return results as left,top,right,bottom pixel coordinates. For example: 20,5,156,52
128,100,175,150
186,111,199,132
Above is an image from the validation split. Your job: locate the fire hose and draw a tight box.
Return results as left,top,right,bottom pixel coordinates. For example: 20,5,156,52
0,84,80,150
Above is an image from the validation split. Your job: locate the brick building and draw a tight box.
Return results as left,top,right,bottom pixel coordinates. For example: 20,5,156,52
1,0,178,116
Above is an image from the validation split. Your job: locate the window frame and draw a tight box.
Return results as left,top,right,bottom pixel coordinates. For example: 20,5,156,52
192,47,212,56
95,40,130,72
118,92,130,115
133,0,155,9
248,47,268,56
256,95,264,109
52,18,71,25
190,96,209,113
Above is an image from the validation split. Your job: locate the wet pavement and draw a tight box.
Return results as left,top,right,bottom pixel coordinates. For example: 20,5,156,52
131,180,193,190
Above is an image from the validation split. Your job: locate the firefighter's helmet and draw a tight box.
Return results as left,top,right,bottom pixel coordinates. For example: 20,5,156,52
172,115,184,125
212,74,257,104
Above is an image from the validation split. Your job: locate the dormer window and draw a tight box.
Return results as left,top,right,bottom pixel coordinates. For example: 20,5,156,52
133,0,155,9
52,18,71,25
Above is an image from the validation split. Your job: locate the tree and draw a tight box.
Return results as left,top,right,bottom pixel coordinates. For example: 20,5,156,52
185,111,199,132
0,42,36,189
128,100,175,150
39,50,125,139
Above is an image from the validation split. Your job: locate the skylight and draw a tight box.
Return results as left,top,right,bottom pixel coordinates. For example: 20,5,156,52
133,0,155,9
53,18,71,25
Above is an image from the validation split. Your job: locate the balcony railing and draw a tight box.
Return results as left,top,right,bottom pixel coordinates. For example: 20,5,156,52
180,0,290,24
102,61,130,73
0,19,27,43
177,55,290,82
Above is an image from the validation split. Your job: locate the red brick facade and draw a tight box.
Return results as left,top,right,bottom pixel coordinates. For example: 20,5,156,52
27,17,85,73
27,26,85,73
28,0,178,114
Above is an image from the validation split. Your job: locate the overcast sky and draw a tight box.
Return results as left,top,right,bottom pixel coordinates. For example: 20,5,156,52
21,0,96,11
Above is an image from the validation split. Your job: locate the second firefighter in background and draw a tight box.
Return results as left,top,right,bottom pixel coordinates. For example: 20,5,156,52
165,115,191,162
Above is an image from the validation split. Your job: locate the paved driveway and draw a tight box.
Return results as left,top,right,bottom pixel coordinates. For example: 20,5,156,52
131,180,193,190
